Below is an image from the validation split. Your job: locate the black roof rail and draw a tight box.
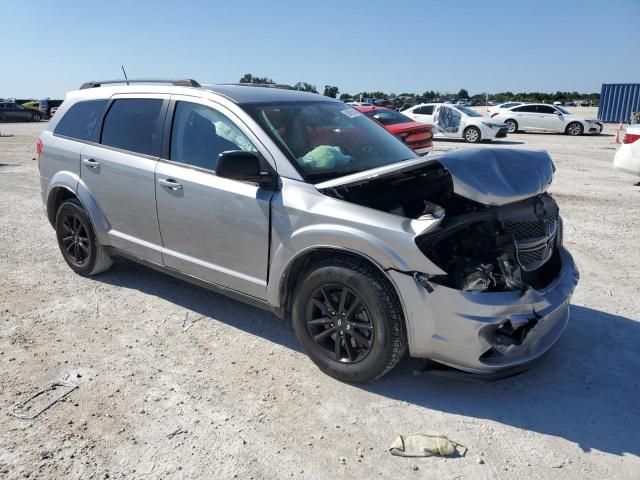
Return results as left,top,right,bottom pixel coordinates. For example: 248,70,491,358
79,79,201,90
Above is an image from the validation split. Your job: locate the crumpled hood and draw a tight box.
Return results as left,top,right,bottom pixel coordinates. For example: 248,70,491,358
315,148,556,207
437,148,555,206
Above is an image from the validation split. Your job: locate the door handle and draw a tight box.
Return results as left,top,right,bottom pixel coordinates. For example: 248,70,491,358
82,158,100,169
158,178,182,190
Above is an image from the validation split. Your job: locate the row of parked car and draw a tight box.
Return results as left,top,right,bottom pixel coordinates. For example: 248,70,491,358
0,98,63,122
348,100,603,149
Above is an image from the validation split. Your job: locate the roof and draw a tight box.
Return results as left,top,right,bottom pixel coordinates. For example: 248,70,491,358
69,80,339,105
204,84,337,105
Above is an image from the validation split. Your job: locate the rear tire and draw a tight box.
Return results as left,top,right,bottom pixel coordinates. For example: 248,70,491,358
463,126,481,143
291,257,407,382
566,122,583,136
505,119,518,134
55,199,112,276
31,113,41,122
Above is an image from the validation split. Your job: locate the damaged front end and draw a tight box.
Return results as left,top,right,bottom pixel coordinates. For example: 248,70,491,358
318,148,579,373
416,192,563,294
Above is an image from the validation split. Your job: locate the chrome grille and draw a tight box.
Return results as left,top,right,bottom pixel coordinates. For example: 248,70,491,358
504,203,559,271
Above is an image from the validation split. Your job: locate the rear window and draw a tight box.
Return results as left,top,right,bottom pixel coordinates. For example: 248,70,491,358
365,109,412,126
54,100,108,142
101,99,163,156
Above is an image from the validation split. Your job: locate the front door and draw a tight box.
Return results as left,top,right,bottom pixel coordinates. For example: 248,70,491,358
434,105,462,138
80,95,168,263
155,97,273,299
535,105,566,131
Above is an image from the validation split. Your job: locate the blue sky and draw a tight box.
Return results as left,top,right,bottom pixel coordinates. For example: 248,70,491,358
2,0,638,98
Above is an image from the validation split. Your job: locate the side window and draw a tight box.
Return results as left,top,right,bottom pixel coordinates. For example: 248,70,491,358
54,100,107,142
421,105,434,115
513,105,537,113
169,101,257,171
101,99,163,155
537,105,556,114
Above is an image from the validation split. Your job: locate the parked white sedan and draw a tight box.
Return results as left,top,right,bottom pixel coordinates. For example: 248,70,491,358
614,125,640,177
493,104,603,136
403,103,507,143
487,102,524,116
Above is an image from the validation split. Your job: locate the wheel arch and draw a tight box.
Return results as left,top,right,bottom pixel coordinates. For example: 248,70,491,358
46,174,111,244
275,246,407,324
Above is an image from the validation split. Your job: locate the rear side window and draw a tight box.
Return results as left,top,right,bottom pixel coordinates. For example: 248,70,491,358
101,99,163,156
414,106,434,115
54,100,107,142
513,105,537,113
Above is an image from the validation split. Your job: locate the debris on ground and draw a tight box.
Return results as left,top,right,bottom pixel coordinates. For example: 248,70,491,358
8,380,79,420
389,433,467,458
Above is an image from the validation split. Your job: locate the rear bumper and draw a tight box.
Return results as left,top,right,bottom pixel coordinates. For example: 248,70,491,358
614,144,640,176
389,249,579,374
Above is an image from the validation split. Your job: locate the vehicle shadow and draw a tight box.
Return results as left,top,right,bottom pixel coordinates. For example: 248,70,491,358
97,259,301,351
97,261,640,457
367,305,640,457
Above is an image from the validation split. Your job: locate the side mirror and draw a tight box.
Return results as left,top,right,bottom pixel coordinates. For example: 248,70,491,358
216,150,274,188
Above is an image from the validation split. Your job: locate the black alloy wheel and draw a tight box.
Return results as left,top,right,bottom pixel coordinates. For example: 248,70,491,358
291,257,407,382
305,284,374,363
58,212,90,267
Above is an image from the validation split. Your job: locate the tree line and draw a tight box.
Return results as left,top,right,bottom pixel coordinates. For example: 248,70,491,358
239,74,600,104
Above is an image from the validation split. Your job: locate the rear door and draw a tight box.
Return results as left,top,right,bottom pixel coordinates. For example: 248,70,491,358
154,96,274,299
509,105,539,130
80,94,168,263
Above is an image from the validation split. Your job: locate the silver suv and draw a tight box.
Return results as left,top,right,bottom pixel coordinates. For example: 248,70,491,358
38,79,579,382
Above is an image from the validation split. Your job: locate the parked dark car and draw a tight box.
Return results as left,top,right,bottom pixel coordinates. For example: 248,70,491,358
38,99,64,119
0,102,42,122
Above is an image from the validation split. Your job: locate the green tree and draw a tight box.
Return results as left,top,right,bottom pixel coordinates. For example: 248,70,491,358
339,93,353,101
239,73,275,84
457,88,469,99
324,85,339,98
293,82,318,93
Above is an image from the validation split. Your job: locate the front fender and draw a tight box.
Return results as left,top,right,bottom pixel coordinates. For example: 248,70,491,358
266,180,445,306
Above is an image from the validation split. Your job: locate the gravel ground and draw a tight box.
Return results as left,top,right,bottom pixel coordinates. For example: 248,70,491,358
0,116,639,480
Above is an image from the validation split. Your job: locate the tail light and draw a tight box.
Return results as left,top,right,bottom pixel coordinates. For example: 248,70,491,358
491,113,499,118
623,133,640,144
36,138,43,162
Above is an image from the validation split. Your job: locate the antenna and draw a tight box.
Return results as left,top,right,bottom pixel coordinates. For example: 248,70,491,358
121,65,129,85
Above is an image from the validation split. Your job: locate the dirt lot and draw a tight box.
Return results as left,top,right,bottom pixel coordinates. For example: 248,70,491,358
1,116,639,480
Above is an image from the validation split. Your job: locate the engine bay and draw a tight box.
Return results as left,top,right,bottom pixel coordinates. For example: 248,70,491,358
320,161,563,292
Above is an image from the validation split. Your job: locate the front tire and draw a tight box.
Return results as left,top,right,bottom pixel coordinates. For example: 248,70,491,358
291,257,407,382
505,119,518,134
463,126,481,143
55,199,112,276
566,122,583,136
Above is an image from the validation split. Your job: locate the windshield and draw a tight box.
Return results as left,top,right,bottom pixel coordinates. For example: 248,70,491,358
364,109,412,126
245,101,417,182
453,105,482,117
555,106,570,114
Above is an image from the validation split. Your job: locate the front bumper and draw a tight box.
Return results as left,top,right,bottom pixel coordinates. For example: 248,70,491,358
585,122,603,134
389,249,579,374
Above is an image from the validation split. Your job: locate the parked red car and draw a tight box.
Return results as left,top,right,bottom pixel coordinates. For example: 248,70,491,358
354,106,433,155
